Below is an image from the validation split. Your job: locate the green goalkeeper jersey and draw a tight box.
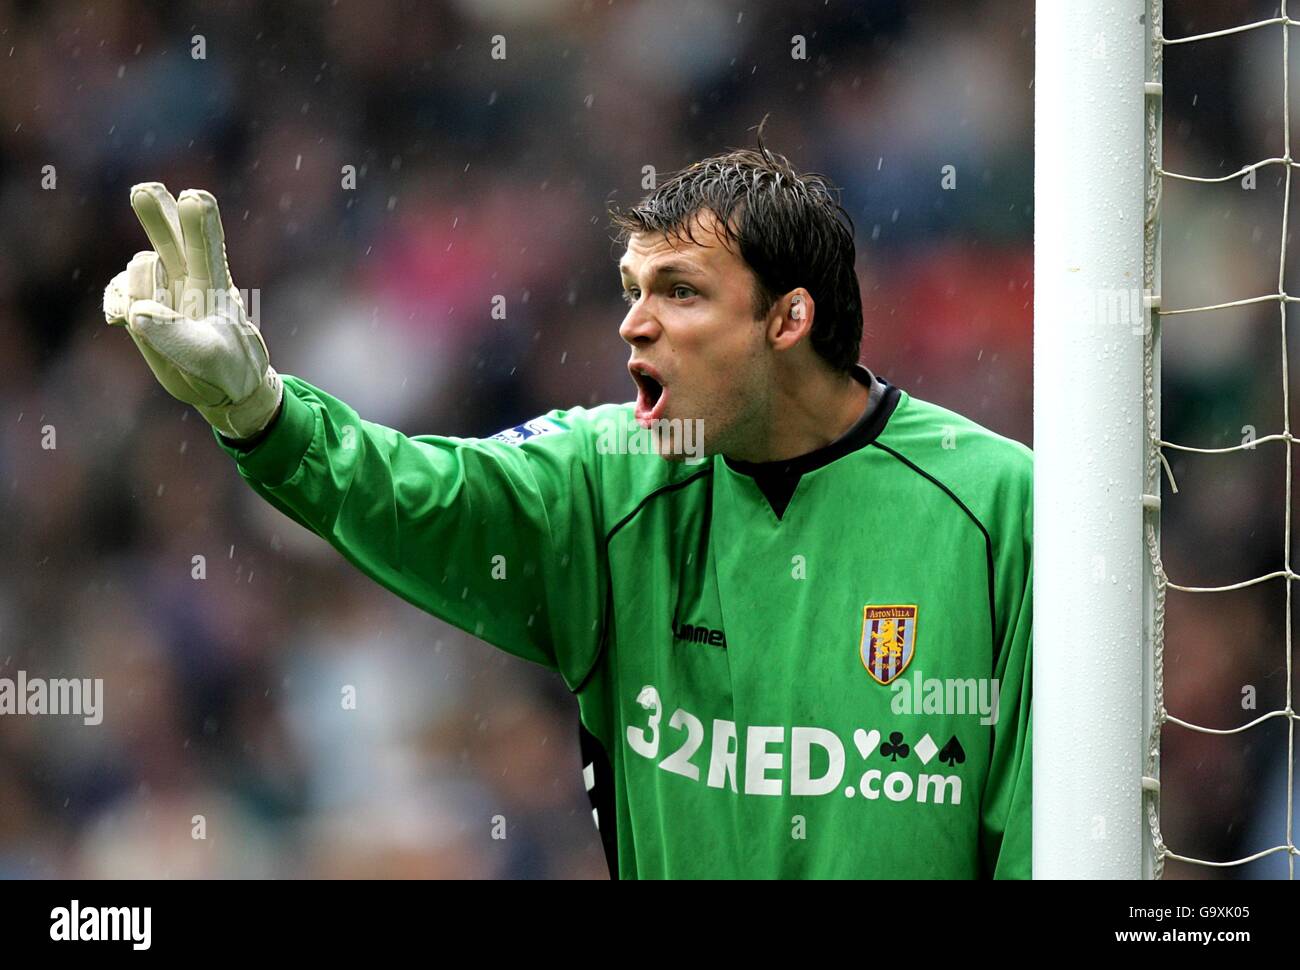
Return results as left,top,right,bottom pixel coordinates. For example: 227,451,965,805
214,365,1033,879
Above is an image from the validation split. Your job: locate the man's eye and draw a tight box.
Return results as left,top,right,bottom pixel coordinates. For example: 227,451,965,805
671,285,695,299
621,289,639,305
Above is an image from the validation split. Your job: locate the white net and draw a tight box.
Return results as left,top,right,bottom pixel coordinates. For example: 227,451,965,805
1144,0,1297,878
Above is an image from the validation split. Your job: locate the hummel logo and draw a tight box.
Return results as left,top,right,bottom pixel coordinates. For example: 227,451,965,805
672,620,728,649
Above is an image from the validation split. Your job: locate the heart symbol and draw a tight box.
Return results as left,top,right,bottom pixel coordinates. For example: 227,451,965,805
853,728,880,760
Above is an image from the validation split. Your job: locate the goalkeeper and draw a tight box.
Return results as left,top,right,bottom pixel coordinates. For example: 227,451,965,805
103,147,1032,879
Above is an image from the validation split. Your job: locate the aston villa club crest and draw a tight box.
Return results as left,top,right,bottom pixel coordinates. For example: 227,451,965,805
860,605,918,685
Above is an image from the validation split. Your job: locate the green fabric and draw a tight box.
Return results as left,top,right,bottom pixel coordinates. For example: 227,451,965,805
215,375,1033,879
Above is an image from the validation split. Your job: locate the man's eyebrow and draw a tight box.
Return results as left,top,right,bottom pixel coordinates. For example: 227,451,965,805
618,260,707,282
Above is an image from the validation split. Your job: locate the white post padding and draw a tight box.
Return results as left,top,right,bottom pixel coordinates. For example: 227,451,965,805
1033,0,1149,878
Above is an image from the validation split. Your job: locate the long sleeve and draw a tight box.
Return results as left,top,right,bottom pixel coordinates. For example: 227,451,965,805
212,374,610,690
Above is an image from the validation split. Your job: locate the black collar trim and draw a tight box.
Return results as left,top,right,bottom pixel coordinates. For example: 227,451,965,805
724,364,902,480
723,364,902,518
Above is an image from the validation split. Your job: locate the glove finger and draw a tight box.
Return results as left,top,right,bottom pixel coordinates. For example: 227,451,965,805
126,251,168,304
106,252,169,324
130,182,187,282
177,189,233,293
104,269,129,324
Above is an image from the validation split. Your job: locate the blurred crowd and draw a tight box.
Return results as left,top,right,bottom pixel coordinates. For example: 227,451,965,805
0,0,1290,878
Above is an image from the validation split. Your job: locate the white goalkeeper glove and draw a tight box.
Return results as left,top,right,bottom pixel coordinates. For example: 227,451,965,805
103,182,282,441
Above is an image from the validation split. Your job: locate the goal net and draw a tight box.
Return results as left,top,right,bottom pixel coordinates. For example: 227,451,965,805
1035,0,1297,878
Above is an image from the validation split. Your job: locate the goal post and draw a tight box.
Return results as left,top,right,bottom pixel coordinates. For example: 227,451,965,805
1033,0,1157,878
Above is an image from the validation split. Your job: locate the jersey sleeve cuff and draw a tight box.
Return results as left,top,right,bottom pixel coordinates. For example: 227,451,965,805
212,376,317,487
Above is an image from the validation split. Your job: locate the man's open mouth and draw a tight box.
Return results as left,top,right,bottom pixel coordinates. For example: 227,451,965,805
630,362,668,428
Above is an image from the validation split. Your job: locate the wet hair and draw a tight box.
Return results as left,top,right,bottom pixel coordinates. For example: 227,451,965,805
609,122,862,372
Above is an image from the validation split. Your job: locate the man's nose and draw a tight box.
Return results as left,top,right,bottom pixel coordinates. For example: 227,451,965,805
619,299,660,345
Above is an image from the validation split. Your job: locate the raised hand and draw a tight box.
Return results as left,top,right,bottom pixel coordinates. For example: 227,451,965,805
104,182,282,441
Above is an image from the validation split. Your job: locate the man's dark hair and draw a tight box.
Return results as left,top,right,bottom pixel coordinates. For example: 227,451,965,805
609,127,863,373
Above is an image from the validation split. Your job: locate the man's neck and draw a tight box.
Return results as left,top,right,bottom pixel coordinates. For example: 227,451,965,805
742,364,872,464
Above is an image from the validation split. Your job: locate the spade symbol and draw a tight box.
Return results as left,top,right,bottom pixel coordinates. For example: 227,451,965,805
880,731,909,762
938,735,966,767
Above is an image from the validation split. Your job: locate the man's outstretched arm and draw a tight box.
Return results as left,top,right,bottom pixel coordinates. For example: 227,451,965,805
104,182,609,686
214,374,610,684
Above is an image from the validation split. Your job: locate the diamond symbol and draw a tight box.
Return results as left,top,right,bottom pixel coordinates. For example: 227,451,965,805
915,733,938,765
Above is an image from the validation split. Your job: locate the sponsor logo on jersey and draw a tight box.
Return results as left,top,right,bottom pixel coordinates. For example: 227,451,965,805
860,604,918,685
624,684,966,805
488,416,564,445
672,619,728,648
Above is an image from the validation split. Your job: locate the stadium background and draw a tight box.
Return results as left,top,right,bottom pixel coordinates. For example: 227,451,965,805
0,0,1290,877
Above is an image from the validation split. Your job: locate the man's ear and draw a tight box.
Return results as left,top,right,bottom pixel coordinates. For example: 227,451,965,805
769,289,814,350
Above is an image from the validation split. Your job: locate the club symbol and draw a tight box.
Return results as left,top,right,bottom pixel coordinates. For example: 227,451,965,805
880,731,910,762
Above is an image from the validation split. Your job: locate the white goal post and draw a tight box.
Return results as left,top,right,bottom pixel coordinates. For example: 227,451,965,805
1033,0,1158,879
